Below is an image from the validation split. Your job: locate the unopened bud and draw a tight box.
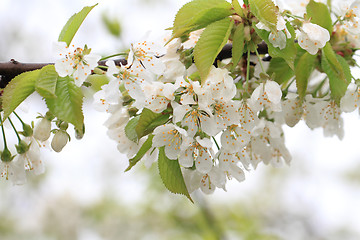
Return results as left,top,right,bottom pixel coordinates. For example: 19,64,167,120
51,130,69,152
34,118,52,141
21,123,33,137
1,148,14,162
15,140,30,155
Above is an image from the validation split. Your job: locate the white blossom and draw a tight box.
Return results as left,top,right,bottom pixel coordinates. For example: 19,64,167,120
128,40,165,75
256,15,291,49
179,137,214,173
296,22,330,55
250,80,282,112
54,42,100,86
340,82,360,112
152,124,187,160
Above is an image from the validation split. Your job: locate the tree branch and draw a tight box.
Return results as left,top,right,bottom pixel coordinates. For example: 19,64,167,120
0,59,127,88
0,42,269,88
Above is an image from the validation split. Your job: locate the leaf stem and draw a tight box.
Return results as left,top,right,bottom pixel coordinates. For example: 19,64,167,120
100,53,128,61
0,115,8,149
212,136,220,151
285,13,304,20
253,44,266,73
246,49,251,93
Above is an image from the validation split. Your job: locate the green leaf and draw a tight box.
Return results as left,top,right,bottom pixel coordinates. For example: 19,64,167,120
45,76,84,131
136,108,170,139
267,58,294,85
86,74,110,92
125,135,154,172
102,14,122,37
35,65,58,99
321,52,351,104
254,22,297,69
194,17,234,82
171,0,232,39
306,0,332,34
249,0,278,33
232,23,245,69
58,4,97,46
295,52,316,100
158,147,193,202
232,0,244,17
125,116,140,143
2,70,40,120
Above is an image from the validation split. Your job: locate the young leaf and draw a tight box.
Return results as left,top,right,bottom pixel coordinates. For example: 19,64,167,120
158,147,193,203
321,54,351,105
232,0,244,17
170,0,232,39
125,135,154,172
45,76,84,131
249,0,278,33
306,0,332,34
254,22,297,69
125,116,140,143
58,4,97,46
2,69,40,120
35,65,58,99
194,17,234,82
267,58,294,85
232,22,245,69
295,52,316,100
322,43,345,80
136,108,169,139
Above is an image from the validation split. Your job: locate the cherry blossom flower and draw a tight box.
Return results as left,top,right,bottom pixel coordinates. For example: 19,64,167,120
0,158,26,185
247,119,291,168
152,124,187,160
172,102,216,137
143,82,176,113
174,77,206,105
21,138,45,175
204,66,237,102
179,137,214,173
256,15,291,49
218,149,249,182
54,42,100,86
106,60,153,108
128,40,165,75
340,82,360,112
339,1,360,34
183,166,226,194
296,22,330,55
221,124,251,153
209,100,241,133
249,80,282,112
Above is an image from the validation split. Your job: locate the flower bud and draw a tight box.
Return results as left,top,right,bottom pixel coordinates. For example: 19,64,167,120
51,130,69,152
21,123,33,137
15,140,30,155
34,118,51,141
1,148,14,162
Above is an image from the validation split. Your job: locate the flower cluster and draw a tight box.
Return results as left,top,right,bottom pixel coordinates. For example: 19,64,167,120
90,0,360,195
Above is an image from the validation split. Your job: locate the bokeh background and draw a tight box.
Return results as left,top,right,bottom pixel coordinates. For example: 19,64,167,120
1,0,360,239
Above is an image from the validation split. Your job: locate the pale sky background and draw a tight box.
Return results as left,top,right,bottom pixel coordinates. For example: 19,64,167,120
1,0,360,239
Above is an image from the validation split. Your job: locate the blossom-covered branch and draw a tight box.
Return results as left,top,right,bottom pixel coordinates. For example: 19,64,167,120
1,0,360,201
